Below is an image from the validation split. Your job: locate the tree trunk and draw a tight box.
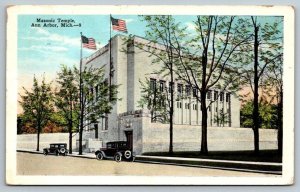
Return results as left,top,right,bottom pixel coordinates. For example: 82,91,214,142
200,91,208,154
200,51,208,154
79,117,83,155
253,25,260,154
277,88,283,155
169,65,174,155
36,125,40,151
69,131,73,154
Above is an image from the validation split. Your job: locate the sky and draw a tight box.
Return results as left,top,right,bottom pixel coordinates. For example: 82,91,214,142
17,15,283,113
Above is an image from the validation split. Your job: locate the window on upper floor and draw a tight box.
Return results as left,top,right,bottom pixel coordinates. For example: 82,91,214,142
220,92,224,102
159,80,165,92
150,78,156,92
185,85,191,96
214,91,218,101
178,84,183,96
226,93,231,102
193,88,198,97
169,82,173,93
207,90,211,100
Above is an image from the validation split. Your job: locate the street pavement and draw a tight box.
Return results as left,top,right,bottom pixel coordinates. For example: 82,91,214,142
17,152,279,177
17,149,282,175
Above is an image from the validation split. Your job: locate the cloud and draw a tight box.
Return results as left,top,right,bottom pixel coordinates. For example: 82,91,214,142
125,19,134,23
185,22,196,31
36,27,51,36
19,45,68,52
22,28,80,47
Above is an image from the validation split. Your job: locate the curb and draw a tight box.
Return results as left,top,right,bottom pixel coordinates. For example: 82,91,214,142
135,155,282,175
17,149,96,159
17,150,282,174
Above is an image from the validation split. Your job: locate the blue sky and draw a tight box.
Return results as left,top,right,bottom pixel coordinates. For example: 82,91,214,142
17,15,282,93
17,14,199,99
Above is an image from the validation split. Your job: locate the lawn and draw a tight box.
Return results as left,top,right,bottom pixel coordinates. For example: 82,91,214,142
142,150,282,163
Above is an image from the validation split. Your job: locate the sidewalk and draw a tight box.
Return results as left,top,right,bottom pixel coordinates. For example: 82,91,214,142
134,155,282,175
17,149,95,159
17,149,282,175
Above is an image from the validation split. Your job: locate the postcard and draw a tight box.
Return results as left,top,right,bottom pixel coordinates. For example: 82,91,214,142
6,5,294,185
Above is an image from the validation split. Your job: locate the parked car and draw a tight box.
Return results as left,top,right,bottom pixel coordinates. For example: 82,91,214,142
95,141,134,162
43,143,68,156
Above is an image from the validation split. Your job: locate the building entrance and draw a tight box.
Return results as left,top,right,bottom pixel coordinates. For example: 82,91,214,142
125,131,133,150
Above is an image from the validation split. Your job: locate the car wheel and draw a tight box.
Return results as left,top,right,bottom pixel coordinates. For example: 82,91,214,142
96,153,104,160
60,148,66,154
124,150,132,159
114,153,122,162
43,150,48,156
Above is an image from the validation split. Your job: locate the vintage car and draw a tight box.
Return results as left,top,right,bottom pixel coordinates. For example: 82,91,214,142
95,141,134,162
43,143,68,156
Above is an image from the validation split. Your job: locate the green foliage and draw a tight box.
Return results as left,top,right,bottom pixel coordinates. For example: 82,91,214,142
78,65,119,126
213,110,230,127
138,78,170,123
55,65,80,133
19,76,54,132
240,100,279,129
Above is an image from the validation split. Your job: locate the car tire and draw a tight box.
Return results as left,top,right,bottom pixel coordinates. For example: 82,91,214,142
43,150,48,156
60,148,66,154
124,150,132,159
96,152,104,160
114,153,122,162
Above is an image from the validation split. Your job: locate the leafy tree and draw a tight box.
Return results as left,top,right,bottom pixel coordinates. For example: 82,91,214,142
214,109,230,127
174,16,252,154
240,100,278,129
263,54,283,154
19,76,54,151
55,65,79,154
77,65,118,155
238,16,283,153
131,15,187,154
138,78,172,124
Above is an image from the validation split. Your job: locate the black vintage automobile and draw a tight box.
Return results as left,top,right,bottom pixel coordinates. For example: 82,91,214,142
95,141,134,162
43,143,68,156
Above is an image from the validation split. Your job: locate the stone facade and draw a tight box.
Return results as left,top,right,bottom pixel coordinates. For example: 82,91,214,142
81,35,249,154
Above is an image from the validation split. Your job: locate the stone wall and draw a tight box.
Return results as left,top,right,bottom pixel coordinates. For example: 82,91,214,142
140,116,278,154
17,133,76,151
17,132,102,153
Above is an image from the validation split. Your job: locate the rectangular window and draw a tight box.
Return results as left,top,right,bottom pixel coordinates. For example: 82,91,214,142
104,115,108,130
226,93,230,102
208,106,211,112
169,82,173,93
214,91,218,101
185,85,191,96
150,78,156,91
193,88,198,97
187,104,190,109
95,85,99,97
178,84,183,96
180,102,182,108
159,80,165,92
207,90,211,100
220,92,224,102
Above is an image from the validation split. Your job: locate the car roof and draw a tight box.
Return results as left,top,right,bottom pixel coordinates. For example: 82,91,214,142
50,143,67,145
107,141,127,144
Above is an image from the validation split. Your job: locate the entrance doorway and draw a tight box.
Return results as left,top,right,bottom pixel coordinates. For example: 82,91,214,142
125,131,133,149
